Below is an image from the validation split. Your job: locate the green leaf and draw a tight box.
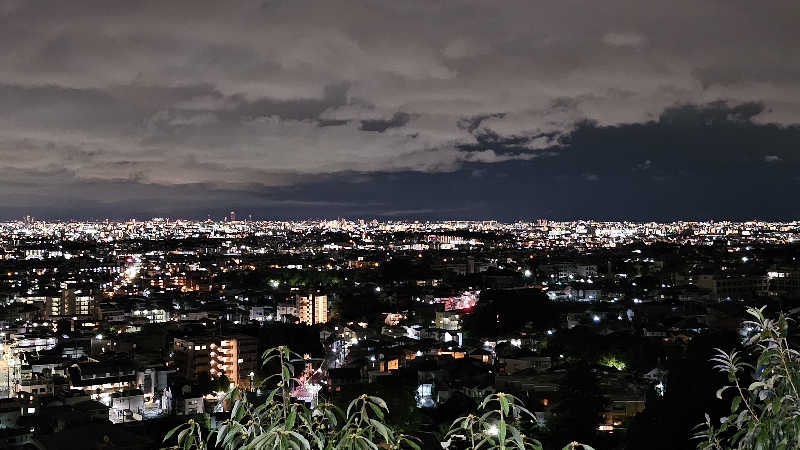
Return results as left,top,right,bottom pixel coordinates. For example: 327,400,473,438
509,424,525,449
184,432,195,450
282,365,292,382
325,408,339,428
177,428,189,446
367,402,385,420
368,418,392,443
346,398,358,418
164,423,185,443
222,423,241,448
402,437,422,450
231,399,245,421
287,431,312,450
731,396,741,413
367,396,388,411
499,394,509,415
716,385,732,399
215,423,228,446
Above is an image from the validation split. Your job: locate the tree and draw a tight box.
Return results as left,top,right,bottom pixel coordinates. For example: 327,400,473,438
463,289,552,338
694,306,800,449
195,372,213,395
334,289,382,322
545,362,608,448
624,330,735,450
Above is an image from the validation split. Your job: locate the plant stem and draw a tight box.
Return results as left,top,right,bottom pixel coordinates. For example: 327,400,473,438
734,377,759,423
779,337,799,402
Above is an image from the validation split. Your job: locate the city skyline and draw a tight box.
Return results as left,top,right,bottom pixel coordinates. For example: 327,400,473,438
4,2,800,449
2,1,800,220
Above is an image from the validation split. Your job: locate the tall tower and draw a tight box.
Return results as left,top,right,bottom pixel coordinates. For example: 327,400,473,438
230,211,236,222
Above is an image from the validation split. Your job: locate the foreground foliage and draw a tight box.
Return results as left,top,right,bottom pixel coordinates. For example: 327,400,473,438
445,392,542,449
163,346,593,449
164,346,420,450
695,306,800,449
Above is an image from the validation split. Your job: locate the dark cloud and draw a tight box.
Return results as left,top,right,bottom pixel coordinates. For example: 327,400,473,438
0,0,799,218
658,101,766,125
228,83,349,122
360,112,412,132
263,103,800,221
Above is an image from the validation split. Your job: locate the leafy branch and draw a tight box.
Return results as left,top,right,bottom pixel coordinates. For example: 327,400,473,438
695,306,800,449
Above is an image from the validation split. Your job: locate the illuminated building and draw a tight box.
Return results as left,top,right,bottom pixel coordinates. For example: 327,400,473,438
694,274,769,300
434,311,461,331
173,335,258,386
67,360,136,396
45,288,96,319
131,308,169,323
172,338,211,381
434,290,479,311
296,293,328,326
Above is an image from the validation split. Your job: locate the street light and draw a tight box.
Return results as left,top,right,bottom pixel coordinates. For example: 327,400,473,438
249,371,255,391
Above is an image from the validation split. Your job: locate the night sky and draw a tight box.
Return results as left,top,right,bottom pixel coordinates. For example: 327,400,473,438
1,0,799,220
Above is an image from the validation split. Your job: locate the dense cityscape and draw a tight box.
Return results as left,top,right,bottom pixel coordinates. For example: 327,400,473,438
0,217,797,448
4,0,800,448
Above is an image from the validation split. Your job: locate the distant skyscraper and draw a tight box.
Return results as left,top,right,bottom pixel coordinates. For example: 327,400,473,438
230,211,236,222
296,293,328,325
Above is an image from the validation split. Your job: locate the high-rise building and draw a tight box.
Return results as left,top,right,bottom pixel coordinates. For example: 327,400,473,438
172,337,211,379
173,335,258,385
296,293,328,325
45,288,96,319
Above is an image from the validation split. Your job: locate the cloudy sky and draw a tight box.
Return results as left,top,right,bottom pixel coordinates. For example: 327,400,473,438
2,0,799,220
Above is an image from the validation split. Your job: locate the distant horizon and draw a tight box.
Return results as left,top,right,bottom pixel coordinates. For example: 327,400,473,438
3,215,800,224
